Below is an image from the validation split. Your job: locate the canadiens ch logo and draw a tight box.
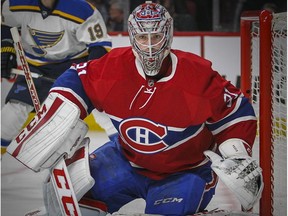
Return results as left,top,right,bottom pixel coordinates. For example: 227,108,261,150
119,118,168,154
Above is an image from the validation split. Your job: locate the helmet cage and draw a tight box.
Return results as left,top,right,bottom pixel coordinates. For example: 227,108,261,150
128,2,173,76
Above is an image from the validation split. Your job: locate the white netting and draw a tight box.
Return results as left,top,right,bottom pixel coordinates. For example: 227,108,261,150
250,12,287,216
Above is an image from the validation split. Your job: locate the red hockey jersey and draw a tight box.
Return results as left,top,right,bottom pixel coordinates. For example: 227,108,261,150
54,47,257,180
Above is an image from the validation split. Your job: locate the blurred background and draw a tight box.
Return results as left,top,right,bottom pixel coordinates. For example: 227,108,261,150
87,0,287,33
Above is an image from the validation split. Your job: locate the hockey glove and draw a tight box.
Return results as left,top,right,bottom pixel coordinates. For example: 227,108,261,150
204,139,263,211
1,39,17,79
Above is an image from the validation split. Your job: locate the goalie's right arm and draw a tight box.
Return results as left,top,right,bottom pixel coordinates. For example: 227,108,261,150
7,92,89,172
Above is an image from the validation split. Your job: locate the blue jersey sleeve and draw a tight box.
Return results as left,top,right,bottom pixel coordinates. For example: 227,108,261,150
52,67,95,114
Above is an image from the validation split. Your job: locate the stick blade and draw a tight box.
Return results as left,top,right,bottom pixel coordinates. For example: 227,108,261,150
10,27,21,43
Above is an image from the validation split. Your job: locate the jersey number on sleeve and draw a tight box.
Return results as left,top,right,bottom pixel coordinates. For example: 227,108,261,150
88,24,103,41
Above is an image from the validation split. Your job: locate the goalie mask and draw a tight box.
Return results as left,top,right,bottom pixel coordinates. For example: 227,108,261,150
128,1,173,76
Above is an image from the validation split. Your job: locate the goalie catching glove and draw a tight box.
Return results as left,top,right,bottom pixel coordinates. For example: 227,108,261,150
204,139,263,211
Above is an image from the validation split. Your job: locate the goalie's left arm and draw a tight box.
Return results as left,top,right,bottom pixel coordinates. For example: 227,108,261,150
202,75,262,210
204,138,263,211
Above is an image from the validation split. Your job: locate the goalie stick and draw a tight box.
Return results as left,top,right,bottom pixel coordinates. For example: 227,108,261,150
10,27,82,216
10,27,41,112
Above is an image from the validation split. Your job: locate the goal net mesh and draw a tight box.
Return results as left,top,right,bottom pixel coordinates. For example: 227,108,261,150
249,12,287,215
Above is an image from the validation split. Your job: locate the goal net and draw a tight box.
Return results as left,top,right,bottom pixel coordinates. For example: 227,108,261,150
240,10,287,216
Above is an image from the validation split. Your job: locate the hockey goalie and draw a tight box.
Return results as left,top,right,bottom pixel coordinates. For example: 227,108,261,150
7,1,263,215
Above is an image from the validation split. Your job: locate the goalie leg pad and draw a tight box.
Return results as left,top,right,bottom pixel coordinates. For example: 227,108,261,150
79,198,108,216
65,137,95,200
43,138,96,215
7,92,88,172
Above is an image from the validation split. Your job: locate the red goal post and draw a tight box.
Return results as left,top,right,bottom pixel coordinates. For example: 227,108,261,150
240,10,287,216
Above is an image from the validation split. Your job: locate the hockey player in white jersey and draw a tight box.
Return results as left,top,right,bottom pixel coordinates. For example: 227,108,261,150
1,0,112,153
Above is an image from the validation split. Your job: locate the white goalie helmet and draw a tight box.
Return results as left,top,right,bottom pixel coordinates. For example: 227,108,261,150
128,1,173,76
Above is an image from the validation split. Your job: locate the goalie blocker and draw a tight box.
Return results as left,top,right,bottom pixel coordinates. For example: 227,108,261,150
6,92,88,172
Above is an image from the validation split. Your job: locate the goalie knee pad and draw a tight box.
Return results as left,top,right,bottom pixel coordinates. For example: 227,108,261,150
7,92,88,172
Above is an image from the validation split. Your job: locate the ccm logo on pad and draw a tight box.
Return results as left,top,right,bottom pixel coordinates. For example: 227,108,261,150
52,162,80,216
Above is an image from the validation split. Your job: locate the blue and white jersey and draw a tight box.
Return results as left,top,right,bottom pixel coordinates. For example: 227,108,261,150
2,0,112,66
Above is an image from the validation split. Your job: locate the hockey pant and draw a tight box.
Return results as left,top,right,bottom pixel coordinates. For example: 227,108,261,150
89,137,218,215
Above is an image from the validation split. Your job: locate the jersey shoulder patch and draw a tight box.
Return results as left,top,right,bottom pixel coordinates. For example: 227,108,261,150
9,0,94,24
56,0,95,22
